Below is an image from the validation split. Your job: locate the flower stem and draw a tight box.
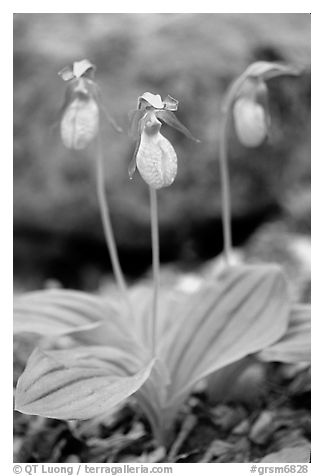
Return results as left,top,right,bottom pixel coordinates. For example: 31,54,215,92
95,135,132,315
219,110,233,266
149,186,160,357
218,72,251,267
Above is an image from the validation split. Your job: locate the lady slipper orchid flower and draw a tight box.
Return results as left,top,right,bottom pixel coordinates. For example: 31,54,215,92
225,62,299,149
134,111,178,189
128,92,199,187
233,78,270,147
59,60,99,150
59,59,121,150
58,60,129,315
218,61,299,265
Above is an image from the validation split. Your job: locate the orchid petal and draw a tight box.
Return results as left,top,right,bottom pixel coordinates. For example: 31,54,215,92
72,59,96,79
138,92,164,110
100,106,123,133
244,61,300,80
155,110,200,142
223,61,300,111
58,60,96,82
58,65,75,82
129,109,146,140
163,95,179,111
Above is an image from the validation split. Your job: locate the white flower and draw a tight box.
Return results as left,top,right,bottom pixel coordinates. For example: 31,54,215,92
233,96,268,148
60,82,99,150
136,112,177,189
232,78,270,148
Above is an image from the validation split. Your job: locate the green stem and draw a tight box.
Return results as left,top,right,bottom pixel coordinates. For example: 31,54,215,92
218,72,250,267
219,111,232,266
95,135,132,315
149,186,160,357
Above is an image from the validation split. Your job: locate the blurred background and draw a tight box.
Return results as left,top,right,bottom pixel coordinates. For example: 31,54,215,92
13,13,311,293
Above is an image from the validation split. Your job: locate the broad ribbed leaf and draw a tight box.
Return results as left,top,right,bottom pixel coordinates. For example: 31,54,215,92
206,356,258,404
14,290,114,337
15,346,154,420
15,289,141,354
70,318,140,355
160,265,290,404
136,358,172,444
128,285,188,350
258,304,311,363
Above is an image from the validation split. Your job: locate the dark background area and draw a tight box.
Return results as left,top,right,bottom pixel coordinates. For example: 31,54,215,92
13,13,311,290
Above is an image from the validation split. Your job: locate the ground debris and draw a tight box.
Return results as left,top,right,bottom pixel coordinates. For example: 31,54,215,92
210,404,247,432
167,414,197,462
249,410,276,445
260,444,311,463
232,418,251,435
200,439,234,462
14,417,74,463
